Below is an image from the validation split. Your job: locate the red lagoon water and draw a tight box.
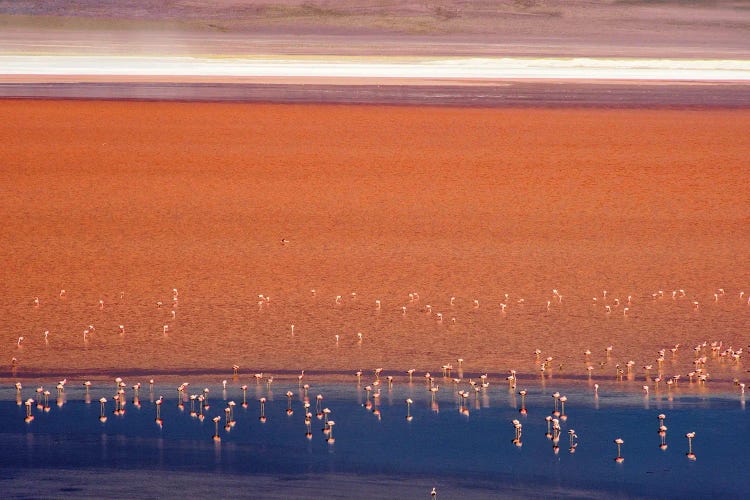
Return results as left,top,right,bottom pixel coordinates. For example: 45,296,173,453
1,100,749,382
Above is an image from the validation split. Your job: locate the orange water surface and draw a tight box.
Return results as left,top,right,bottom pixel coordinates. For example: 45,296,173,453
1,100,749,383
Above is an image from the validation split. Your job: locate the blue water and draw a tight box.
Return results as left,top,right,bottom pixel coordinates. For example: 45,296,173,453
1,380,747,498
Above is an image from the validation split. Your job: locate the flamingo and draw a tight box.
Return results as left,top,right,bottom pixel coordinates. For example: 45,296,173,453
686,432,696,460
363,386,372,409
512,419,523,446
518,389,527,415
224,407,231,431
202,388,210,409
569,429,578,453
305,412,313,439
315,394,324,417
507,370,516,388
259,397,267,423
24,399,34,422
405,398,413,421
197,395,205,420
286,391,294,415
552,392,560,416
155,396,163,425
658,414,668,450
552,418,561,444
614,438,624,462
241,385,248,408
99,397,107,422
213,416,221,441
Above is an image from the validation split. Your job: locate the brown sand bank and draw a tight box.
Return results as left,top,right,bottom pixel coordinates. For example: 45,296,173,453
1,100,749,381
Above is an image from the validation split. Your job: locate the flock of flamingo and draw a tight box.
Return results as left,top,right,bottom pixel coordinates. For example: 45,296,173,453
5,284,748,479
9,364,705,466
8,285,750,388
12,371,337,444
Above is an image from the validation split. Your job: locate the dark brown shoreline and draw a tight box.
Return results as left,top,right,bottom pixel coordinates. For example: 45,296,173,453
2,81,749,108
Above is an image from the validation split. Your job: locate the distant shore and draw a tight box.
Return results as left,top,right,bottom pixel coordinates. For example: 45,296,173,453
1,80,749,108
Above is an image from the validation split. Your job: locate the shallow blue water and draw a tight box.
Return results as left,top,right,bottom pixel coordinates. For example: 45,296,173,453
1,380,748,498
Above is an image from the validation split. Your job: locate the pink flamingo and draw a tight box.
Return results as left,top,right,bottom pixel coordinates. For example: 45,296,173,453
259,397,267,423
99,397,107,422
155,396,163,425
24,399,34,423
614,438,624,462
241,385,248,408
686,432,696,460
213,416,221,441
286,391,294,415
518,390,527,415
